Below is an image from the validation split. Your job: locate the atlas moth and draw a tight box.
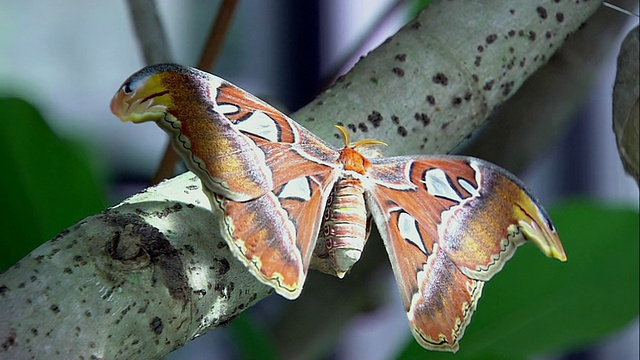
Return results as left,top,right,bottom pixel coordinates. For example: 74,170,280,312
110,63,566,352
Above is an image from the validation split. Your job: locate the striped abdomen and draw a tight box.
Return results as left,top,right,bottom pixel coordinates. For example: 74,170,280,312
311,175,370,278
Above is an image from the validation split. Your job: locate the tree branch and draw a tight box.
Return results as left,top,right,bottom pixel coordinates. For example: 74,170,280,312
1,0,609,358
1,173,272,358
613,25,639,184
124,0,173,64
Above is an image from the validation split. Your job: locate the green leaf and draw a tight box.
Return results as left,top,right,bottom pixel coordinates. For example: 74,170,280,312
229,314,279,360
398,200,639,359
0,97,105,270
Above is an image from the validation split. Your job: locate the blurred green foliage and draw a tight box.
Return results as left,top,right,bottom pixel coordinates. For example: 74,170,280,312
0,97,106,271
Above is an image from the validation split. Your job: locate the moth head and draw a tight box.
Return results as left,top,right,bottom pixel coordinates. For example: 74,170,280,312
110,64,189,124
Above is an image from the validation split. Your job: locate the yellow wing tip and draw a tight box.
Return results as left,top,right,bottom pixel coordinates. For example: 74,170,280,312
552,248,568,262
518,220,567,262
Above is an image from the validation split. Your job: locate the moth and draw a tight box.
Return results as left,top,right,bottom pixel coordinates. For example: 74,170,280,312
110,63,566,352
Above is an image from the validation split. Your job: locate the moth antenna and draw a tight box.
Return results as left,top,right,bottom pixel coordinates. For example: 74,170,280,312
603,2,639,17
335,125,387,149
335,125,351,148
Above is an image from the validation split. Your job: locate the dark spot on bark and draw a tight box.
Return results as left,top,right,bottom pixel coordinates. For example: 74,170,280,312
432,73,448,86
368,111,383,128
474,56,481,67
317,100,324,106
536,6,548,19
153,203,183,218
358,123,368,132
391,115,400,124
502,81,515,96
441,122,450,130
426,95,436,105
370,75,378,84
103,213,189,306
395,54,406,62
483,80,495,91
213,258,230,275
528,31,536,41
136,303,147,314
477,45,484,52
471,74,479,82
392,67,404,77
545,31,552,39
18,282,25,289
508,30,516,37
31,328,38,336
347,123,356,132
0,285,7,296
150,316,163,335
2,329,16,350
414,113,431,126
518,30,525,36
452,97,462,106
85,310,92,317
556,12,564,23
30,275,37,282
50,304,60,314
509,9,515,14
398,126,408,137
183,244,195,255
217,241,227,249
306,117,315,122
486,34,497,44
464,92,472,101
411,21,422,29
64,267,72,274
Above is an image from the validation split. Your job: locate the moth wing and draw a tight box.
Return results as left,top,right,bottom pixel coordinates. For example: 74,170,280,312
367,156,565,280
206,77,346,298
365,155,565,351
208,170,338,300
365,174,481,352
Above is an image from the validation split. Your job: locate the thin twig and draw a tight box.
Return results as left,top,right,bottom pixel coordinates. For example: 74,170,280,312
124,0,173,64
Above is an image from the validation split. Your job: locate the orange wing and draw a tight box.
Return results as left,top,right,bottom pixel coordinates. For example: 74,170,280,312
365,155,565,351
111,63,344,298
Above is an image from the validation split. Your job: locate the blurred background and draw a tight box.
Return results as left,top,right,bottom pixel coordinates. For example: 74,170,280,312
0,1,637,359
